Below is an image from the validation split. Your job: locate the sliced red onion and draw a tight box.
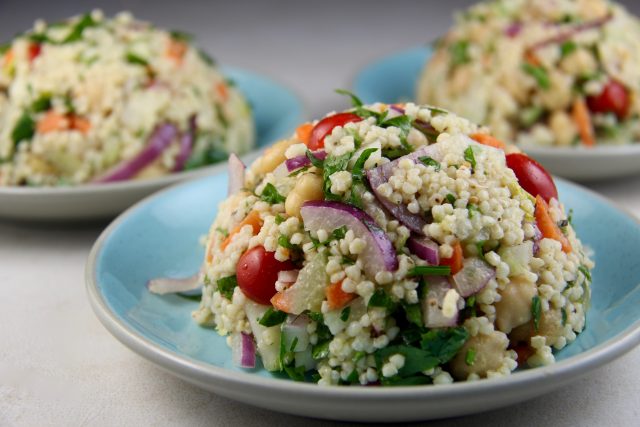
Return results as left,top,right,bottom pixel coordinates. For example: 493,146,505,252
227,153,246,196
413,119,438,142
172,116,196,172
300,200,398,277
530,13,612,51
452,258,496,297
147,270,202,295
389,105,405,114
366,145,443,235
408,236,439,265
278,270,299,285
231,332,256,368
531,223,542,256
285,150,326,172
505,22,522,38
422,276,459,328
93,123,178,183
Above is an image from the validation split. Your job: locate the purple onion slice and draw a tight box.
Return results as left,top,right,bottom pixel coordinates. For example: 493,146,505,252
452,258,495,297
407,236,439,265
285,150,327,172
227,153,246,196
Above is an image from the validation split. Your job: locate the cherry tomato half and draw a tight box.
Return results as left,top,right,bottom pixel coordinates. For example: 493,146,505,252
586,80,630,119
236,245,294,305
27,43,41,62
307,112,363,151
506,153,558,202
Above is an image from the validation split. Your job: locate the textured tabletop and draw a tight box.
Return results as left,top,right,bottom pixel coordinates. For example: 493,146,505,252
1,0,640,425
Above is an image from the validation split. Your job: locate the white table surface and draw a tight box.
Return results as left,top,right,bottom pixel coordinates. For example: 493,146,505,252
2,1,640,425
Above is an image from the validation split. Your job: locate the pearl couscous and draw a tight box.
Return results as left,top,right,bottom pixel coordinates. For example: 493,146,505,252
0,11,254,186
418,0,640,147
192,98,593,386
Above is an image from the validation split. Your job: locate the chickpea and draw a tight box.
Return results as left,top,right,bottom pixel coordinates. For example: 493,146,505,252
450,331,509,380
510,309,564,346
252,139,296,176
495,277,538,334
285,173,323,217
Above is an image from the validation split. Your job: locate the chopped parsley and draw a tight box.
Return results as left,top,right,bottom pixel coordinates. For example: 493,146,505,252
531,295,542,332
306,149,325,168
419,156,441,171
561,307,568,326
312,340,330,360
428,107,448,116
340,306,351,322
288,165,310,177
216,275,237,300
63,13,99,44
560,41,577,58
11,113,35,145
578,265,592,283
31,94,52,113
277,235,299,251
402,302,423,327
519,106,544,128
330,226,348,241
274,214,285,225
522,63,551,90
368,288,395,310
215,227,228,237
464,146,477,169
125,52,149,66
349,147,377,208
449,40,471,67
465,348,477,366
446,193,456,204
258,307,288,327
260,183,286,204
374,345,440,377
420,327,469,363
407,265,451,277
322,152,352,201
467,203,480,218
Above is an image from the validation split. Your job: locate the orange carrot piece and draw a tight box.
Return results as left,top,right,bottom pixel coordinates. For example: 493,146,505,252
166,39,187,64
440,241,463,275
37,111,69,133
71,116,91,134
216,82,229,102
470,133,506,150
524,50,541,67
220,211,262,251
3,49,14,66
271,291,293,313
295,123,313,146
572,98,596,147
535,195,571,253
325,280,355,310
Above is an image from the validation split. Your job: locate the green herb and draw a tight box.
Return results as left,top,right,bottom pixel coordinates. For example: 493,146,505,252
381,147,410,160
567,208,574,226
466,295,476,309
283,365,306,381
0,43,10,55
63,13,98,44
176,293,201,302
578,265,592,283
522,63,551,90
420,327,469,363
31,94,52,113
260,183,286,204
330,226,347,241
449,40,471,67
561,307,568,326
215,227,229,237
170,30,193,42
63,94,75,114
445,193,456,204
467,203,480,218
465,348,476,366
322,152,352,201
531,295,542,331
519,106,544,128
216,275,237,300
375,345,440,377
402,302,422,327
125,52,149,66
274,214,285,225
349,147,377,207
464,146,477,169
381,115,413,153
345,369,359,384
198,49,216,65
407,265,451,277
306,150,325,168
258,308,288,327
277,234,299,250
335,89,387,123
475,241,486,262
353,351,366,363
419,156,441,171
288,165,310,177
428,107,448,116
335,88,364,107
368,288,395,310
11,113,35,145
560,41,577,58
340,306,351,322
312,340,330,359
341,256,355,265
29,32,50,44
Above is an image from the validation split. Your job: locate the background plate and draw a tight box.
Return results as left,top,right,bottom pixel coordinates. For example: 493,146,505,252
353,46,640,181
0,67,304,222
86,172,640,422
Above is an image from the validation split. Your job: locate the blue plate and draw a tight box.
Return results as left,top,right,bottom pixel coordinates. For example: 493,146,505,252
353,46,431,105
86,174,640,422
0,67,304,221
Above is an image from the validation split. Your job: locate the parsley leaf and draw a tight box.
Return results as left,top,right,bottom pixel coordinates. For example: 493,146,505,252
125,52,149,66
420,327,469,363
578,265,592,283
446,193,456,204
419,156,441,171
340,306,351,322
531,295,542,331
258,307,288,327
216,275,237,300
522,63,551,90
260,183,286,204
368,288,395,310
274,214,285,225
335,88,363,107
306,150,325,168
374,345,440,377
63,13,98,44
449,40,471,67
330,226,348,241
11,113,35,145
31,94,52,113
464,146,477,169
402,302,423,327
465,348,477,366
560,41,577,58
323,152,352,200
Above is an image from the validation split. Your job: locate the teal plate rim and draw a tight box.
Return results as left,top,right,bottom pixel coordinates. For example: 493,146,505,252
85,172,640,422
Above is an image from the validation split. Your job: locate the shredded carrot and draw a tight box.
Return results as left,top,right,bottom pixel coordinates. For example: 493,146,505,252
524,50,541,67
270,291,293,313
3,49,14,66
470,133,506,150
37,112,69,133
216,82,228,102
166,39,187,64
535,195,571,253
440,241,463,275
220,211,262,251
325,280,355,310
295,123,313,146
71,116,91,134
572,98,596,147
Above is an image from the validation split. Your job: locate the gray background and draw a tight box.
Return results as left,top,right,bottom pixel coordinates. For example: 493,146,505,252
1,1,640,426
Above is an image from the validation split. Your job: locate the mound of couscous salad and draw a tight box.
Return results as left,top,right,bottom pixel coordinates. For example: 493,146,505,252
166,96,593,386
417,0,640,148
0,11,254,186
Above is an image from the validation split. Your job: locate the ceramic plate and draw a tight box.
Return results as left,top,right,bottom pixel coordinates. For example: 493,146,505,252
353,46,640,181
0,67,303,222
86,172,640,422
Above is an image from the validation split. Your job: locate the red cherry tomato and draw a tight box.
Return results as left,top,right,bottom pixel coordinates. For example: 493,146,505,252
506,153,558,202
236,245,294,305
307,112,363,150
27,43,41,62
586,80,630,119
